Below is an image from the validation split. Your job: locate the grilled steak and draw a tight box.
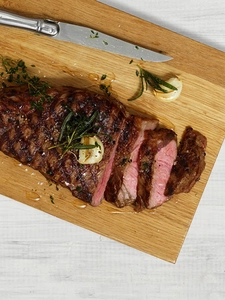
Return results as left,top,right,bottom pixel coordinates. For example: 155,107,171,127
165,126,207,196
104,116,158,207
0,86,127,206
135,128,177,211
0,85,207,211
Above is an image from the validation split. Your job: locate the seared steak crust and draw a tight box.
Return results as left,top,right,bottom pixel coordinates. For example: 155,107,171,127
0,86,126,205
165,126,207,196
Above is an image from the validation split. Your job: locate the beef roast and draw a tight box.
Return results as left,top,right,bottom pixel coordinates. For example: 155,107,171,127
165,126,207,196
135,128,177,211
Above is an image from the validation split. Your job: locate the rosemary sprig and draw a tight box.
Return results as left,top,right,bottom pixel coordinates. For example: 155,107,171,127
128,65,178,101
0,56,52,110
50,109,100,157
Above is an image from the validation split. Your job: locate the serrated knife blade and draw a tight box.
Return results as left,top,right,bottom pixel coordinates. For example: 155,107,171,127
0,10,172,62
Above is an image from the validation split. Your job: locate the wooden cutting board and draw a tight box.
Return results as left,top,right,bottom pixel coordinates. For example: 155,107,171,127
0,0,225,263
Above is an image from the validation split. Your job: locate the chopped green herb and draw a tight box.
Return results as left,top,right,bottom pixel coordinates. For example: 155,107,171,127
75,186,82,192
46,170,54,176
135,45,139,50
142,162,150,172
128,65,178,101
103,40,108,45
129,59,134,64
101,74,107,80
50,195,55,204
0,56,52,110
99,83,111,96
90,30,99,38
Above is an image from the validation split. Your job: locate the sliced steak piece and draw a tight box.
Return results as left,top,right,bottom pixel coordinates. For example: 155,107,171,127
0,86,127,206
135,128,177,211
165,126,207,196
104,116,158,207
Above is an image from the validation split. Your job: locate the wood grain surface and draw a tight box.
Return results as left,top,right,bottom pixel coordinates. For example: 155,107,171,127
0,0,225,262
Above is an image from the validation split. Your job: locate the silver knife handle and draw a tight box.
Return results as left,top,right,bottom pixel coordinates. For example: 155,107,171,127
0,10,59,36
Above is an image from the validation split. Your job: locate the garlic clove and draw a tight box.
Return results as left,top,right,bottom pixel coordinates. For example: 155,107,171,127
78,136,104,164
153,77,182,102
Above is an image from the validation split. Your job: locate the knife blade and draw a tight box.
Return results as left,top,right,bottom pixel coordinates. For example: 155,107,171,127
0,10,172,62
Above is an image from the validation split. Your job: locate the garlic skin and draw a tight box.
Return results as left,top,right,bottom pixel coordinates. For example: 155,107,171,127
153,77,182,102
78,136,104,164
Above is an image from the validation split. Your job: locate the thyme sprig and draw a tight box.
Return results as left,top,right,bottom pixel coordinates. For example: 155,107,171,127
50,109,100,157
0,56,52,110
128,65,178,101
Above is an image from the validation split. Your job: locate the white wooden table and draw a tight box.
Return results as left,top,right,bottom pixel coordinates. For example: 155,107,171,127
0,1,225,299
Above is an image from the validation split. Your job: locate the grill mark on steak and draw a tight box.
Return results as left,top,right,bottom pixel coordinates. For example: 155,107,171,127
0,86,126,206
164,126,207,196
104,116,158,207
135,128,177,211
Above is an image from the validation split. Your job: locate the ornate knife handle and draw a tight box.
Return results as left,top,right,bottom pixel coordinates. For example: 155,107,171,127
0,10,59,36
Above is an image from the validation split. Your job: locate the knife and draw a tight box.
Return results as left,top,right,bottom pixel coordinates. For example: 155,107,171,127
0,10,172,62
